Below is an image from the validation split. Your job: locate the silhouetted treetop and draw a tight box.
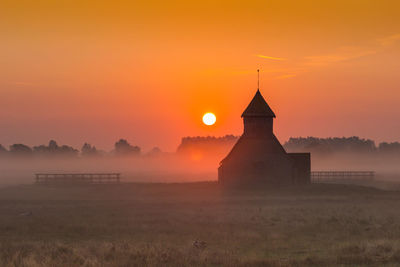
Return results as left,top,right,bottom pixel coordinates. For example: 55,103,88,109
9,144,33,156
81,143,99,157
114,139,141,156
177,135,239,155
33,140,78,158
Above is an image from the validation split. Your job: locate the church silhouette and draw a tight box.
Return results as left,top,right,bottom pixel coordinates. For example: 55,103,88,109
218,88,310,186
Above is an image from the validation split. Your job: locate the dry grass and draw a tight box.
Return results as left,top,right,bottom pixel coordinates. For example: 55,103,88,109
1,182,400,266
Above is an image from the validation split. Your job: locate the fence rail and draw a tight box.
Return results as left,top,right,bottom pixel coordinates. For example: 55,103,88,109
311,171,374,183
35,173,121,184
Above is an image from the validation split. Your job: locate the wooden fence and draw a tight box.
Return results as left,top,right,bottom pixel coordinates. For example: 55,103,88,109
35,173,121,184
311,171,374,183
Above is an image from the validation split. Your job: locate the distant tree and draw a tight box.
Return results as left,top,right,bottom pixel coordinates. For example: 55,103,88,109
9,144,33,157
176,135,238,155
147,147,162,157
33,145,48,154
33,140,78,158
48,140,58,151
378,142,400,155
58,145,79,157
114,139,141,156
81,143,99,157
0,144,8,156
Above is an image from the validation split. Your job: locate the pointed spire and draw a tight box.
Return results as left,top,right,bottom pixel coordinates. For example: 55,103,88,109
241,73,275,118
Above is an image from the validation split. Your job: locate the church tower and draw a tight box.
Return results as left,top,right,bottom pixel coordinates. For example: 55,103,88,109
242,89,275,137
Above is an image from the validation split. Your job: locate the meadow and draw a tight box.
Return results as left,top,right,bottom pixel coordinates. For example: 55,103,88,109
1,181,400,266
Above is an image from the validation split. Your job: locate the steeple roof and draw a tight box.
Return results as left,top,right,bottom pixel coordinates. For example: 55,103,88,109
241,90,276,118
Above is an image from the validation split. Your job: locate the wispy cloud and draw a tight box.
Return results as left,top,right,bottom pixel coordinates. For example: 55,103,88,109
378,33,400,46
253,33,400,80
304,46,377,66
303,33,400,67
256,54,286,61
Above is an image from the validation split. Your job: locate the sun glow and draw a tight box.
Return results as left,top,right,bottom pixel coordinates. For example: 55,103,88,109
202,113,216,126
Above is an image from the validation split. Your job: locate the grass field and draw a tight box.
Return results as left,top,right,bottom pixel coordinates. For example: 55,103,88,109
1,182,400,266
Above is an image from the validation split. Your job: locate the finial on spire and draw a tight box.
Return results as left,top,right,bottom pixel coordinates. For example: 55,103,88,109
257,69,260,90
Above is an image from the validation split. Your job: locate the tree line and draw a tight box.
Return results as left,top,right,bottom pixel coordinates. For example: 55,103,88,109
0,139,145,158
2,135,400,159
284,136,400,155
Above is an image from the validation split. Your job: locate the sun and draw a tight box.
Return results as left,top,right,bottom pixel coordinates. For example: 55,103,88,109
202,112,216,126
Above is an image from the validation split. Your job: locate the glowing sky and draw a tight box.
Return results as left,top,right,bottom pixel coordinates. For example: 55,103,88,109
1,0,400,151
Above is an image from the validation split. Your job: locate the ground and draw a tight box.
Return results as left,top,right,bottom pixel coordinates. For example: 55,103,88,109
1,182,400,266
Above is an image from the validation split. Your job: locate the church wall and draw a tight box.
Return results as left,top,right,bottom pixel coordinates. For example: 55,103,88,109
218,153,294,185
288,153,311,184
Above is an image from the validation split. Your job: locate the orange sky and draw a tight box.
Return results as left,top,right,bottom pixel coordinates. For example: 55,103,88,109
1,0,400,151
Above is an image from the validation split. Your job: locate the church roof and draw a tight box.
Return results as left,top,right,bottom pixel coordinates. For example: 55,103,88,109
219,134,287,165
241,90,276,118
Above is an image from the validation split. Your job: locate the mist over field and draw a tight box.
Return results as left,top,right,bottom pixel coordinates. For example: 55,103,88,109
0,156,217,186
1,135,400,186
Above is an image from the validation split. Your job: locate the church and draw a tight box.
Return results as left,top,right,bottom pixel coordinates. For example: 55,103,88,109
218,89,311,185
